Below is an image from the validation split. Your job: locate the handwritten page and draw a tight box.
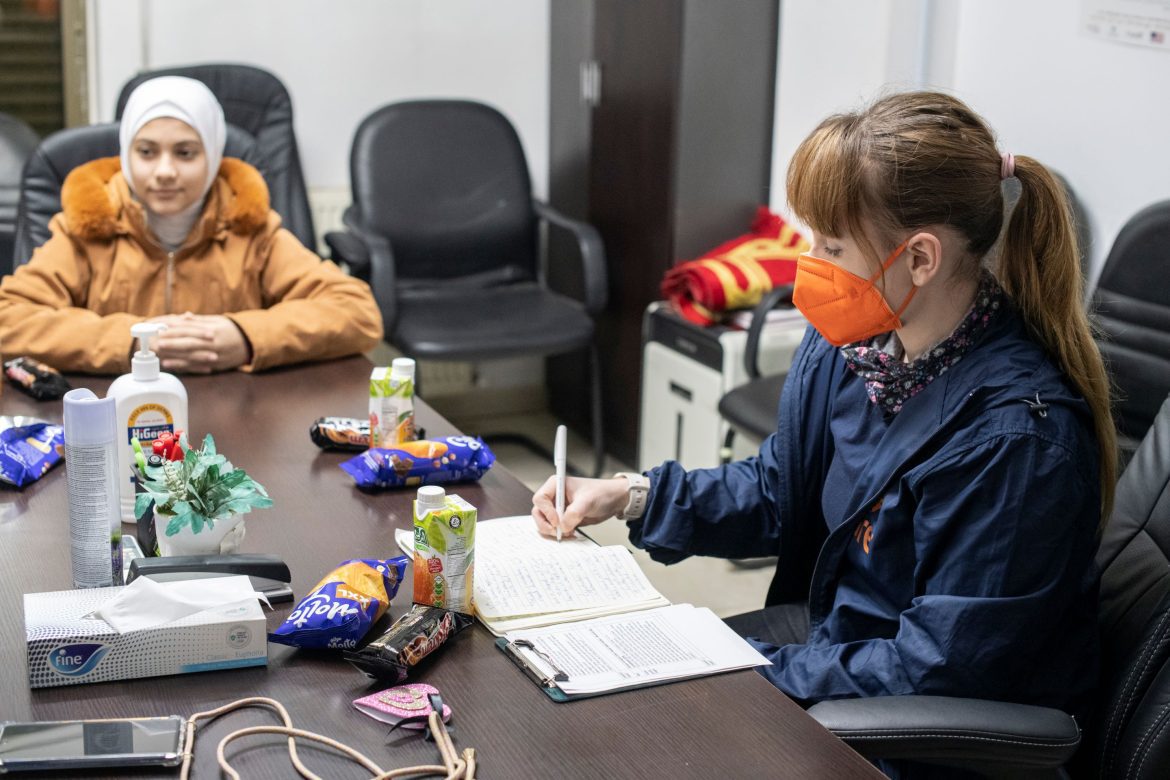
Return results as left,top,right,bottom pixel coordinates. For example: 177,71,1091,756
474,517,663,619
504,604,770,695
397,516,669,635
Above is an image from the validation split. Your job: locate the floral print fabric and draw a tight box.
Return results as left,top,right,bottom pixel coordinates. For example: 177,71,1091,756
840,273,1004,415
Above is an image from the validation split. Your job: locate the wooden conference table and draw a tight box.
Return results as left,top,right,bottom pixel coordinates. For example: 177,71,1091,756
0,357,880,778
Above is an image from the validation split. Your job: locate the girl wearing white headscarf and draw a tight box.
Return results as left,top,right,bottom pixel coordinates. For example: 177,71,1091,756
0,76,382,374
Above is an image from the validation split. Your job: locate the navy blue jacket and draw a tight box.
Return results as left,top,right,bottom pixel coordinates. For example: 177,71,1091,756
631,307,1101,718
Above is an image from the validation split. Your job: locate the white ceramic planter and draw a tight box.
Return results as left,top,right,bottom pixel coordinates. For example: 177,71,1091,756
155,512,246,556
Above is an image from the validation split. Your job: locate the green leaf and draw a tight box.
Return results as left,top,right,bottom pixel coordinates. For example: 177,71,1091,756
134,491,154,520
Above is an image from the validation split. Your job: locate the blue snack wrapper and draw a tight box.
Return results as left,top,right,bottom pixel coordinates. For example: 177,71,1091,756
269,556,409,650
340,435,494,490
0,416,65,488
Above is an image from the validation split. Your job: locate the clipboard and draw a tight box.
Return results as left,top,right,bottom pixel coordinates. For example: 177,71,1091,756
496,637,623,703
494,604,773,702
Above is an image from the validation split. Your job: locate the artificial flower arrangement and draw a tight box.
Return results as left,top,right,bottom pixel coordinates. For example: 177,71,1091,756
134,433,272,540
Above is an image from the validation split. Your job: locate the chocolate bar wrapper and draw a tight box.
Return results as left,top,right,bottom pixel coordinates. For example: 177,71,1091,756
345,604,473,682
310,416,370,451
4,357,72,401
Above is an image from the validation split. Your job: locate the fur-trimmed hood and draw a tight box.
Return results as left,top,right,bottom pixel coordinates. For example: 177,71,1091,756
60,156,270,242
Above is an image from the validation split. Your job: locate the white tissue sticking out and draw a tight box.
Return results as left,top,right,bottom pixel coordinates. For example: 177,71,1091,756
94,575,269,633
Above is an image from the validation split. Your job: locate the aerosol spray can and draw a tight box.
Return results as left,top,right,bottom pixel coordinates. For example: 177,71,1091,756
63,388,122,588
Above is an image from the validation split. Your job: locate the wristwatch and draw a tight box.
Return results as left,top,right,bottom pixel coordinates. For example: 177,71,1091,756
613,472,650,521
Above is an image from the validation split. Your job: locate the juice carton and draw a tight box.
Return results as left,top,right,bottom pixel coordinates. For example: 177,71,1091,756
369,359,416,449
412,487,475,614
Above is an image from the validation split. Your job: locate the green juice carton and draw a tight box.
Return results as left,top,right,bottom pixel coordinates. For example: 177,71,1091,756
369,358,416,449
412,486,476,614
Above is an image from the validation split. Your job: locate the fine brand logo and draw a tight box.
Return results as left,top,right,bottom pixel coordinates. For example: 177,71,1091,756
48,643,108,676
227,624,251,649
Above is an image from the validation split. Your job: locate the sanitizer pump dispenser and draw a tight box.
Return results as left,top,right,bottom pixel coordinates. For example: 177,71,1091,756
107,323,189,523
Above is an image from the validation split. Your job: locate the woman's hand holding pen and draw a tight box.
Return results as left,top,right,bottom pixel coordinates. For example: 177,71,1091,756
532,476,630,539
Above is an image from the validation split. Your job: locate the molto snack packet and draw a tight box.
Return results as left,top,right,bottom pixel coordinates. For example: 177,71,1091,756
269,557,409,650
310,416,370,451
0,416,64,488
346,604,473,682
339,436,495,490
413,488,475,614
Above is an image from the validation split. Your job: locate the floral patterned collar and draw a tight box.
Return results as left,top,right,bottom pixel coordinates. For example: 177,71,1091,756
840,273,1004,416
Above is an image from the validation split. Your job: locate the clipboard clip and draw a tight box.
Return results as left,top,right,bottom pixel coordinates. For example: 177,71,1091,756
506,639,570,687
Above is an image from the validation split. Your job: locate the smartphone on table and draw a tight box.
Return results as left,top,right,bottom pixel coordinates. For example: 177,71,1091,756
0,715,184,773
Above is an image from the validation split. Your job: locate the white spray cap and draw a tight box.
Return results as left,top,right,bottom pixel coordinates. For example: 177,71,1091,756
129,322,166,380
416,484,446,513
63,388,117,446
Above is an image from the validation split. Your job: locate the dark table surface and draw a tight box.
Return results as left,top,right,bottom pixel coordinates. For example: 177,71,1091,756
0,357,881,778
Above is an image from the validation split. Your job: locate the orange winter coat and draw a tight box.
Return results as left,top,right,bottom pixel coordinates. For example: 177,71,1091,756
0,156,383,374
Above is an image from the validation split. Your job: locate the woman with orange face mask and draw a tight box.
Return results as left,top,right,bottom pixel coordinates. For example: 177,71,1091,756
532,91,1114,777
0,76,382,374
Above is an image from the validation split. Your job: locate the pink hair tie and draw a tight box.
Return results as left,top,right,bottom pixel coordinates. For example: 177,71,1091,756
1000,152,1015,180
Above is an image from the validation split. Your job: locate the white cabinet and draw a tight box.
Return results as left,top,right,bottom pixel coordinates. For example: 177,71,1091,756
637,303,806,472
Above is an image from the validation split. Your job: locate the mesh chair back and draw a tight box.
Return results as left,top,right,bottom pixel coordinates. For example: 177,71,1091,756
116,63,315,249
1091,200,1170,447
12,122,257,265
348,100,537,283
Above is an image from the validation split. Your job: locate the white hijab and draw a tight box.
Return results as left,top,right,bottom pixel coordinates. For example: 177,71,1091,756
119,76,226,250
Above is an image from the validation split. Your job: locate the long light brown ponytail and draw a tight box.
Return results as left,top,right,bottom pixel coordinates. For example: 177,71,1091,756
998,156,1116,520
788,91,1116,522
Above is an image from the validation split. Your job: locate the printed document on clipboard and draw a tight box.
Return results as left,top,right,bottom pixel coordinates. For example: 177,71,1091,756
496,603,771,701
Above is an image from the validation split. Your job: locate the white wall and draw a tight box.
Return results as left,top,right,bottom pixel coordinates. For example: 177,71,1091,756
769,0,1170,286
948,0,1170,287
87,0,550,196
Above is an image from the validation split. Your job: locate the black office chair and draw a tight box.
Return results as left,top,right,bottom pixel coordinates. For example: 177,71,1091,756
804,392,1170,778
115,63,316,250
716,284,795,462
1089,200,1170,464
11,122,259,265
0,112,39,276
325,100,607,477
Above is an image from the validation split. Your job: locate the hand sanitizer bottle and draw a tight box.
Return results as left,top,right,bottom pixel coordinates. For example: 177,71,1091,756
106,323,188,523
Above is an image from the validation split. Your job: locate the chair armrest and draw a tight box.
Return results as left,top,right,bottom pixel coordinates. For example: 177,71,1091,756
807,695,1080,770
324,230,371,279
325,211,397,333
533,200,608,315
743,284,794,379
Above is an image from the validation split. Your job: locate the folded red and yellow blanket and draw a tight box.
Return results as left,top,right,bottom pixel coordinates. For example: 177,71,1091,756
661,207,808,326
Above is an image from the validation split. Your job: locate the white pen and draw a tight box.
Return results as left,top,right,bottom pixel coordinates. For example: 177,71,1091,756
554,424,567,542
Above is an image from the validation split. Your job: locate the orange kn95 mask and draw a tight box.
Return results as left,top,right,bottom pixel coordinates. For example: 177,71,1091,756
792,240,916,347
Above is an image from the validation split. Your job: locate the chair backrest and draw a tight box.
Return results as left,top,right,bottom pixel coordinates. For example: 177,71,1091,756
115,63,316,249
1075,393,1170,778
348,100,537,283
12,122,257,265
1091,200,1170,449
0,112,40,275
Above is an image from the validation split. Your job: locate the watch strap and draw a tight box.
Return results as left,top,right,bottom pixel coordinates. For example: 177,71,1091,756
614,472,649,521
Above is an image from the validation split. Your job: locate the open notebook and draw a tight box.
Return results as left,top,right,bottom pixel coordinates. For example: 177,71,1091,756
394,515,669,636
396,515,770,701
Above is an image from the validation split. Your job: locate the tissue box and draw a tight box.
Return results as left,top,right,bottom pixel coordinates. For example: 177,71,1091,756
24,585,267,689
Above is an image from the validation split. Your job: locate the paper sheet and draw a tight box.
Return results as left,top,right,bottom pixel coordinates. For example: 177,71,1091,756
472,516,666,619
504,604,770,695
